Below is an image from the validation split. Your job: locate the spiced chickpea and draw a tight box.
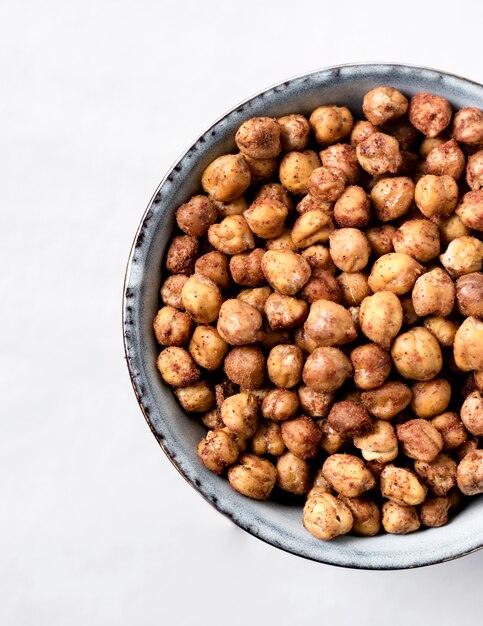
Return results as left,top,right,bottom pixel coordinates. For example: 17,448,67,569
255,182,293,210
456,450,483,496
414,453,457,496
156,347,200,387
201,409,224,430
153,306,193,347
267,345,304,389
362,86,408,125
160,274,189,310
382,116,420,150
261,250,311,295
223,346,265,389
391,327,443,381
340,497,381,536
456,190,483,230
457,438,479,461
409,93,452,137
201,154,251,202
400,294,420,326
212,196,249,218
322,453,376,497
370,177,414,222
220,392,259,439
327,401,372,437
334,185,371,228
265,229,297,251
329,228,370,272
420,136,447,159
281,416,322,460
301,245,335,271
356,132,402,175
320,144,360,184
382,502,420,535
452,107,483,146
176,195,217,237
238,286,272,312
181,274,222,324
278,114,310,152
431,412,468,450
456,272,483,318
208,215,255,255
440,237,483,278
337,272,371,306
301,269,341,304
304,299,357,347
359,291,403,348
235,117,281,159
188,326,228,370
307,166,347,202
198,429,239,474
439,214,470,246
294,326,319,353
195,251,231,289
244,199,288,239
291,210,333,248
350,343,392,390
298,386,334,418
393,219,440,263
229,248,265,287
264,293,308,330
251,421,285,457
303,493,353,540
454,317,483,371
410,379,451,419
228,454,277,500
366,224,396,257
423,317,459,347
165,235,199,275
262,389,299,422
368,253,423,294
466,151,483,190
412,268,455,318
309,105,353,144
319,420,347,454
217,299,263,345
415,174,459,222
303,347,352,393
279,150,320,194
354,420,398,463
424,139,465,180
361,382,412,420
380,465,427,506
396,419,443,462
296,193,333,215
420,496,451,528
174,380,215,413
460,391,483,437
276,451,311,494
243,154,278,183
350,120,378,145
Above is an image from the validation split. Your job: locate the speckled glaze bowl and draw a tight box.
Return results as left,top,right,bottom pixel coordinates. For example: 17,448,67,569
123,64,483,569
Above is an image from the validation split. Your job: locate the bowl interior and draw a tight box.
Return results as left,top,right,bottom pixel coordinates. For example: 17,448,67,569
123,64,483,569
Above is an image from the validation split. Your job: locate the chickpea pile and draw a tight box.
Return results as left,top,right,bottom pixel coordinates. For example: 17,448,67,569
155,87,483,541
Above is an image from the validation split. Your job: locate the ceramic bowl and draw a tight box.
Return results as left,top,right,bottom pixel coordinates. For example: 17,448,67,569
123,63,483,569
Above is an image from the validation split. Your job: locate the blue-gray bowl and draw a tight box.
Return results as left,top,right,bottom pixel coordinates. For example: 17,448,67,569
123,63,483,569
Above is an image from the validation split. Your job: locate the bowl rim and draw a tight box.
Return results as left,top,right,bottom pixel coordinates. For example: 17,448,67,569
123,62,483,570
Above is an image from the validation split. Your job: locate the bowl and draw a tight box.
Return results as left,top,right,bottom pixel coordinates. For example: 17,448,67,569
123,63,483,569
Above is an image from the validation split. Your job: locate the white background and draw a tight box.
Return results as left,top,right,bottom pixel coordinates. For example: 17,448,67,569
1,1,483,624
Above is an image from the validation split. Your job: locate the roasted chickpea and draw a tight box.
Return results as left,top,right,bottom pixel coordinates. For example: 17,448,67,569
414,453,457,496
456,190,483,230
380,465,427,506
320,143,360,184
276,451,310,494
296,193,333,215
309,105,353,145
431,412,468,450
197,429,239,474
304,299,357,347
188,326,228,370
340,496,381,536
350,120,378,145
156,346,200,387
414,174,458,222
220,392,259,439
294,326,319,353
337,272,371,307
208,215,255,255
212,195,249,218
201,409,224,430
454,316,483,371
255,182,293,209
237,286,272,312
452,107,483,146
278,114,310,152
361,382,412,420
424,138,465,180
412,267,455,317
235,117,281,159
175,195,217,237
420,136,446,159
362,86,408,125
262,389,299,422
279,150,320,194
265,229,297,251
382,116,420,150
368,253,423,294
165,235,199,275
356,132,402,175
174,380,215,413
264,292,308,329
460,391,483,436
440,236,483,278
160,274,189,310
229,248,265,286
300,244,335,271
322,453,376,497
251,420,285,457
409,93,452,137
382,502,420,534
223,346,265,389
201,154,251,202
354,420,398,463
410,379,451,419
267,345,304,389
439,214,470,246
303,492,353,540
291,210,333,249
280,416,321,460
350,343,392,390
359,291,403,348
333,185,371,228
153,305,193,347
392,219,440,262
244,198,288,239
319,420,347,454
307,166,347,202
467,151,483,190
366,224,396,257
298,386,334,418
327,401,372,437
217,299,263,345
303,347,352,393
243,154,278,183
391,327,443,381
456,450,483,496
370,177,414,222
400,293,420,326
396,419,443,462
261,250,312,295
328,228,370,272
457,437,479,461
195,251,231,289
423,316,459,347
228,454,277,500
300,268,341,304
181,274,222,324
420,496,451,527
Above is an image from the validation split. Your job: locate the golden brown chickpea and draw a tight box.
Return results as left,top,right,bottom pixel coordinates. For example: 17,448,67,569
291,210,333,249
452,107,483,146
424,138,466,180
300,244,335,271
303,346,352,393
281,416,322,460
456,190,483,230
337,272,372,306
412,267,455,317
327,401,372,437
420,496,451,528
300,268,341,304
165,235,199,275
356,132,402,175
454,316,483,371
440,236,483,278
322,453,376,497
392,219,440,262
261,250,311,295
264,292,308,330
368,253,423,294
174,380,215,413
197,429,239,474
361,382,412,420
456,449,483,496
382,501,420,534
175,195,217,237
244,198,288,239
229,248,265,287
208,215,255,255
460,391,483,436
423,317,459,347
237,286,272,312
267,345,304,389
181,274,222,324
296,193,334,215
243,154,279,183
350,343,392,390
303,492,353,540
354,420,398,463
340,496,381,536
333,185,371,229
366,224,396,257
391,327,443,381
201,154,251,202
214,379,237,410
217,299,263,345
195,251,231,289
309,105,353,145
279,150,320,194
467,151,483,189
431,412,468,450
201,409,224,430
304,299,357,347
329,228,370,272
262,389,299,422
370,176,414,222
251,420,285,457
400,293,420,326
380,465,427,506
223,346,265,389
410,379,451,419
212,195,249,218
439,214,470,246
320,144,360,184
350,120,378,146
278,114,310,152
228,454,277,500
307,166,347,202
255,182,293,210
153,306,193,346
319,420,347,454
409,93,452,137
160,274,189,310
276,451,311,494
298,386,334,418
414,453,457,496
359,291,403,348
396,419,443,462
294,326,319,353
156,346,200,387
189,326,228,370
265,229,297,252
220,392,259,439
235,117,281,159
414,174,459,222
363,86,408,125
311,467,334,492
420,136,447,159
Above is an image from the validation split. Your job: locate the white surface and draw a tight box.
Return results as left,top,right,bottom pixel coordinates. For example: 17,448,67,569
1,1,482,624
